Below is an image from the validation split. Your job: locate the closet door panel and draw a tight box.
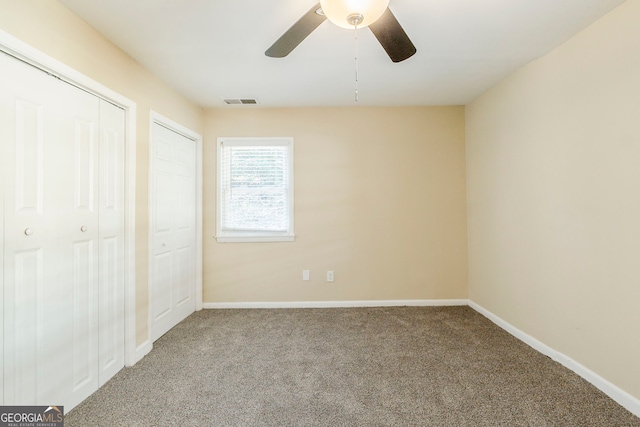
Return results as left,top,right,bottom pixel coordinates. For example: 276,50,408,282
8,249,42,404
173,139,196,313
98,99,125,386
174,246,192,306
60,77,101,410
14,99,43,214
150,123,196,342
1,52,101,408
1,56,64,404
71,240,96,390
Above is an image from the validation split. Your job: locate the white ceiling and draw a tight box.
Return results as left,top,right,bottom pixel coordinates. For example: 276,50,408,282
57,0,625,108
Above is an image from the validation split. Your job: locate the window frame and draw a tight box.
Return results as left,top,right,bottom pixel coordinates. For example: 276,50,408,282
216,137,295,243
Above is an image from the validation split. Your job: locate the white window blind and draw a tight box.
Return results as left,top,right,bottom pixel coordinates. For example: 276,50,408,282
216,138,294,242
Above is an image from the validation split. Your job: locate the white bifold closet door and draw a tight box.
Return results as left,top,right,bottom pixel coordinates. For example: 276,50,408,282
150,122,196,342
0,52,125,410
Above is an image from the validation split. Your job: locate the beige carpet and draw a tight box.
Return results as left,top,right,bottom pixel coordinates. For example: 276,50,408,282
66,306,640,426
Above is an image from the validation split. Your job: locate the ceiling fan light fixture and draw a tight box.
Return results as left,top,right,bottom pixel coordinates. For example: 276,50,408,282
320,0,390,29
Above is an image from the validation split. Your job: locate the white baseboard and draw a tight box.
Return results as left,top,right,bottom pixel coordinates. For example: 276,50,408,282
127,339,152,367
468,300,640,418
203,299,469,309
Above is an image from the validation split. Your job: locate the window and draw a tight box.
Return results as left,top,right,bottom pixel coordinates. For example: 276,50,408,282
216,137,294,242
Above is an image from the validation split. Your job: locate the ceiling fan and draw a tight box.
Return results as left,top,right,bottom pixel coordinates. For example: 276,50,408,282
265,0,417,63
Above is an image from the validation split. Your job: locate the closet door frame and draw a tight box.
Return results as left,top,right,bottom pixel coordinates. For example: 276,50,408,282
0,30,144,367
148,111,203,332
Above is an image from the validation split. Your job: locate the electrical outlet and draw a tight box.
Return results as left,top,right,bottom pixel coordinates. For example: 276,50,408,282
326,270,334,282
302,270,310,281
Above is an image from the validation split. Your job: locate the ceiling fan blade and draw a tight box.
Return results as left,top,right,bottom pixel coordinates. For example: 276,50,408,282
368,8,417,63
266,3,326,58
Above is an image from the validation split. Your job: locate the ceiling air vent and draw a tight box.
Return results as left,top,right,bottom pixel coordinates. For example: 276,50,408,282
223,98,259,105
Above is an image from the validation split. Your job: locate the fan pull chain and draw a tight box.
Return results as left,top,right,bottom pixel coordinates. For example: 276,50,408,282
354,23,359,102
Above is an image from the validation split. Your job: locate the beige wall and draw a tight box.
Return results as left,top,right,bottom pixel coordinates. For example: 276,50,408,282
466,0,640,400
204,107,468,303
0,0,204,345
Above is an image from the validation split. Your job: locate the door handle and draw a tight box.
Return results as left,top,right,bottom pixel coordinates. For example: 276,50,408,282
24,227,33,236
80,226,87,232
